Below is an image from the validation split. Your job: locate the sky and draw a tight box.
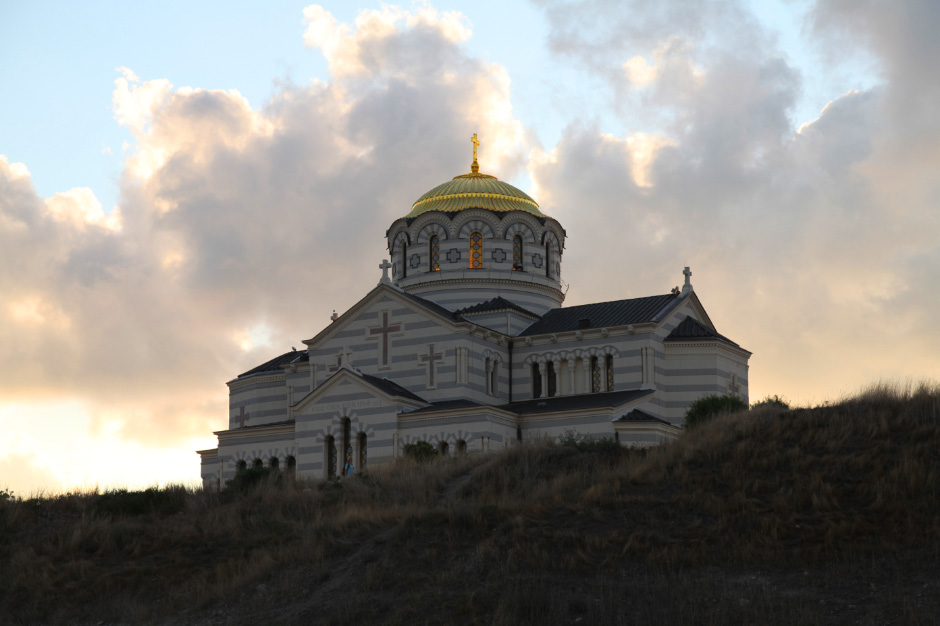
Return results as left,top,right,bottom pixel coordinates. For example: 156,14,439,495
1,0,938,495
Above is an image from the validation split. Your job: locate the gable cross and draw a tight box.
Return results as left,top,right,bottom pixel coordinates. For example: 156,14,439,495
368,311,402,368
379,259,392,285
329,346,354,372
235,406,249,428
682,266,693,294
728,375,741,398
419,344,444,388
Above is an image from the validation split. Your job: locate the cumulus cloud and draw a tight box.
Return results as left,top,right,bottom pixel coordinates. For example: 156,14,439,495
0,3,532,490
530,0,940,400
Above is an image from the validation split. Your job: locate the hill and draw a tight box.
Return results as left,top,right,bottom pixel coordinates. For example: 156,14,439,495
2,382,939,625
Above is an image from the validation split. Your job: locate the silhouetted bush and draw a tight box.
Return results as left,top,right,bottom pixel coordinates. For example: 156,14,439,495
224,466,280,494
403,440,439,463
683,394,748,429
751,394,790,410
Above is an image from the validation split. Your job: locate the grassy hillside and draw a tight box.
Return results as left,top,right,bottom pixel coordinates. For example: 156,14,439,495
2,382,939,625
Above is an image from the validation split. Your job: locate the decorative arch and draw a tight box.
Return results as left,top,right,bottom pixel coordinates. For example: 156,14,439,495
390,230,411,254
413,219,450,244
451,209,499,239
457,219,496,241
502,218,539,243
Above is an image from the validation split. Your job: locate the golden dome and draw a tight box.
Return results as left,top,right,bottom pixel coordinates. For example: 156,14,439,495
404,133,546,219
405,172,546,218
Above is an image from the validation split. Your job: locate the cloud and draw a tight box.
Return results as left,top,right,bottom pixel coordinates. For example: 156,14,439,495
0,3,531,475
529,0,940,401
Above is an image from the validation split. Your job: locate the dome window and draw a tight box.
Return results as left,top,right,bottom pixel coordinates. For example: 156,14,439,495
545,242,553,278
512,235,524,271
470,232,483,269
400,242,408,279
429,235,440,271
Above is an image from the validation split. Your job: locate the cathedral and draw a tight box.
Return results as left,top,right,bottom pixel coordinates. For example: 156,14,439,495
197,136,751,487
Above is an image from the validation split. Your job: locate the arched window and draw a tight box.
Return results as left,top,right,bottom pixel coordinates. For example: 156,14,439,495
470,232,483,269
429,235,440,271
532,363,542,398
269,457,280,470
342,418,352,475
591,356,601,393
545,242,552,278
236,460,247,474
252,458,263,468
326,435,337,478
512,235,523,271
358,432,367,470
490,360,498,396
400,242,408,279
456,439,467,456
547,361,557,398
439,441,450,456
606,354,614,391
285,455,296,481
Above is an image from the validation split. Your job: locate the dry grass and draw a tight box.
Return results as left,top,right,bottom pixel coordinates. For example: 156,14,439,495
2,381,939,625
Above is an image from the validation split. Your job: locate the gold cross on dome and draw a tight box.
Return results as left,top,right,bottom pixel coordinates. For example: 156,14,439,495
471,133,480,173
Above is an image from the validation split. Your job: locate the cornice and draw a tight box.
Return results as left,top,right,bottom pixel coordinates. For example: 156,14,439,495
215,422,296,440
664,340,752,358
227,372,286,390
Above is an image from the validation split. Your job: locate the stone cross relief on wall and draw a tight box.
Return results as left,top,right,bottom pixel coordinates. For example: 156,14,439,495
368,311,402,368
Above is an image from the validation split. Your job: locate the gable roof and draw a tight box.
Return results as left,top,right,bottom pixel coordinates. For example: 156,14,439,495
357,372,428,403
665,315,739,347
237,350,309,379
615,408,672,425
520,294,681,336
304,283,471,348
455,296,540,319
500,389,655,415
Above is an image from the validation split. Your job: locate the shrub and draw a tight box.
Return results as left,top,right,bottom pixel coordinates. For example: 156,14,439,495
403,440,439,463
683,394,748,429
751,394,790,410
560,434,622,453
224,466,280,494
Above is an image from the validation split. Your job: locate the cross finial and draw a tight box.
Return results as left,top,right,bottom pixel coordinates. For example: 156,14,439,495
471,133,480,173
682,266,693,294
379,259,392,285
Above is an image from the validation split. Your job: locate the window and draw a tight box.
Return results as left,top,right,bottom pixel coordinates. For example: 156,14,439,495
547,361,557,397
252,458,263,468
236,460,247,474
342,418,352,475
487,359,498,396
326,436,337,478
532,363,542,398
358,432,367,470
285,455,296,481
400,242,407,279
456,439,467,455
591,356,601,393
545,242,552,278
606,355,614,391
470,232,483,268
429,235,440,271
512,235,523,270
269,457,279,470
439,441,450,456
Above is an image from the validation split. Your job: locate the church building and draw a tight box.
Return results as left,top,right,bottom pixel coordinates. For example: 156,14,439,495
197,136,751,488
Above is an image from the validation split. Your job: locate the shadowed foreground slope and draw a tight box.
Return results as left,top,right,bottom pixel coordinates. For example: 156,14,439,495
2,383,939,625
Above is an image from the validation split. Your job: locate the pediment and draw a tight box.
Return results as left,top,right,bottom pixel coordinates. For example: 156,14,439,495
292,366,428,414
302,283,461,351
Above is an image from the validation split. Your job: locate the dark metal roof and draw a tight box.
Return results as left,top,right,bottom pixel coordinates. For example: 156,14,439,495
237,350,309,379
615,408,672,425
358,372,428,404
403,399,484,415
520,294,680,336
455,296,540,319
500,389,654,416
665,315,739,347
